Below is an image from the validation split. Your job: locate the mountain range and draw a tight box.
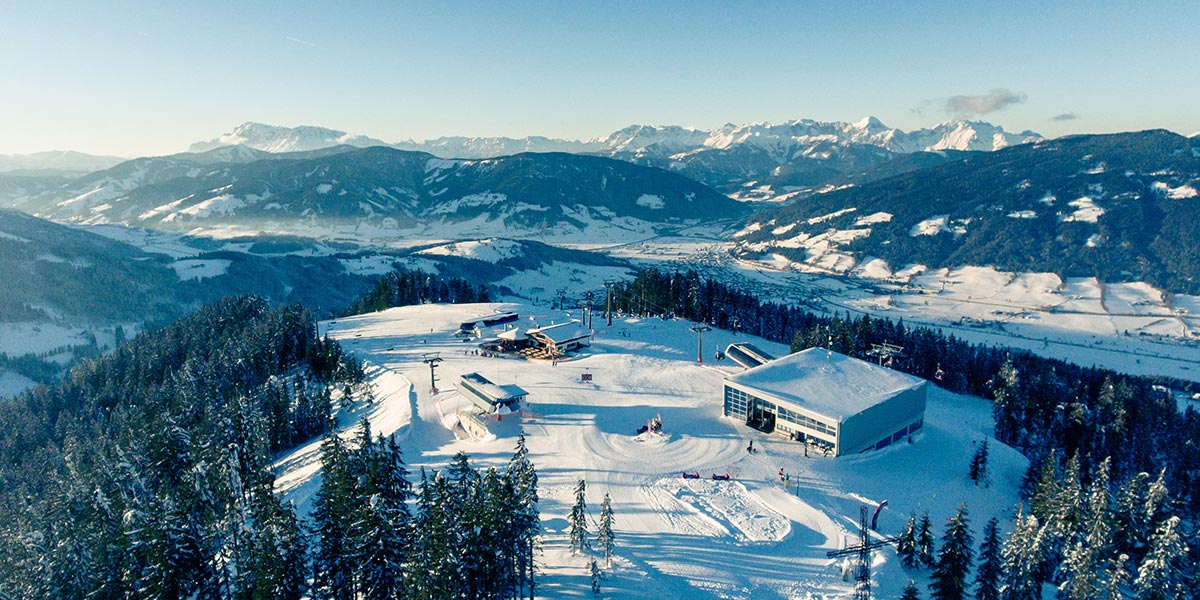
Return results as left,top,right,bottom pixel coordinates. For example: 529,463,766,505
11,145,743,239
0,150,125,175
189,119,1042,195
735,130,1200,294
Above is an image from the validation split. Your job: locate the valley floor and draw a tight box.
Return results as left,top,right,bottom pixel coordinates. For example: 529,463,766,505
277,302,1030,600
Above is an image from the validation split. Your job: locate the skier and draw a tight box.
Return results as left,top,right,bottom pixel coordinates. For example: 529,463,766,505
747,439,754,454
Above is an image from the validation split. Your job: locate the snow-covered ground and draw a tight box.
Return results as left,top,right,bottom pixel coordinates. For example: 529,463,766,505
605,237,1199,382
278,302,1029,599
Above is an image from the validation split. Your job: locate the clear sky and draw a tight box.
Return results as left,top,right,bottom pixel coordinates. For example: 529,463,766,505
1,0,1196,156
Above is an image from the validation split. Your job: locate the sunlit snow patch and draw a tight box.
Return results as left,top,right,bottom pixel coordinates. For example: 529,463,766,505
1059,197,1104,223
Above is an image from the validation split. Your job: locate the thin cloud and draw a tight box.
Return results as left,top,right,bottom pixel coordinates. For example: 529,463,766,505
944,89,1026,117
1051,113,1079,121
286,36,316,47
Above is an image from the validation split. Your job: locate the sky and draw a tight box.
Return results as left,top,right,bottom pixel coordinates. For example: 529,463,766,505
1,0,1197,156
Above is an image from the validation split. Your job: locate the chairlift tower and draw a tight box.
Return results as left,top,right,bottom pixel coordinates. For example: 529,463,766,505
603,280,616,327
583,290,595,329
826,505,899,600
556,288,568,311
421,352,443,394
866,343,904,366
689,324,711,364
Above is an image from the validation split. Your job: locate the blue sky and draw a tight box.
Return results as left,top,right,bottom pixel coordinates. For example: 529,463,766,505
1,0,1196,156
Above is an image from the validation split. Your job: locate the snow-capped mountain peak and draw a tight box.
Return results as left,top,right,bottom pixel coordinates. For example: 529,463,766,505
188,122,389,154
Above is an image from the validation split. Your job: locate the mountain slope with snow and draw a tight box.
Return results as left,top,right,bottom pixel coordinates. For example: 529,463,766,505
186,119,1041,196
735,130,1200,294
189,122,391,153
299,302,1029,600
0,150,125,174
21,147,745,242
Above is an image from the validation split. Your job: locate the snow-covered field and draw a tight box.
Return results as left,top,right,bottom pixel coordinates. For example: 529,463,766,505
279,302,1029,599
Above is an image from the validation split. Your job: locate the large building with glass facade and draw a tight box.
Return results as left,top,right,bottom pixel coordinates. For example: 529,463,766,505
722,347,927,456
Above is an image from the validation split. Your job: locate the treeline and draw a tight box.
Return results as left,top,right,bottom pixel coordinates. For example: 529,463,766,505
895,458,1195,599
310,422,540,600
608,269,1200,513
343,268,490,317
0,296,365,599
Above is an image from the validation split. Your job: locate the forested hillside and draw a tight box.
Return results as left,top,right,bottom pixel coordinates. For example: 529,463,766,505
0,297,363,598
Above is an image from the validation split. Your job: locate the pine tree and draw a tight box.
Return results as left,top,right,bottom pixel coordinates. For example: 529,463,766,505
917,512,936,569
901,579,922,600
969,440,990,486
1133,516,1189,600
590,558,601,596
355,433,412,600
506,433,541,600
1099,553,1131,600
974,517,1002,600
312,430,355,600
897,513,919,569
929,503,973,600
1058,457,1115,600
568,479,590,554
999,507,1044,600
596,492,615,567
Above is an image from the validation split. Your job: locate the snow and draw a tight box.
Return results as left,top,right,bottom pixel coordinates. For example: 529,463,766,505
1059,197,1104,223
909,215,949,236
340,255,401,276
1007,210,1037,219
0,230,31,243
276,302,1030,600
807,207,856,225
316,183,334,194
0,370,36,397
167,194,246,221
853,212,893,226
170,258,231,281
727,348,925,420
417,238,527,263
1167,184,1197,199
0,322,96,356
635,194,665,209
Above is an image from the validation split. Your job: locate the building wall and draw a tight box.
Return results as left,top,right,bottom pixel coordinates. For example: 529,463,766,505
724,379,927,457
838,383,927,455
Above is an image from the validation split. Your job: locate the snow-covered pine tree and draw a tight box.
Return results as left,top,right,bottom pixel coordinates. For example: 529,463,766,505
969,440,990,486
974,517,1002,600
312,430,355,600
901,579,922,600
590,558,601,595
569,479,590,554
1114,471,1151,556
1056,457,1115,600
917,512,936,569
1099,553,1131,600
898,513,919,569
928,503,973,600
1133,516,1189,600
354,432,412,600
506,433,541,600
597,492,615,567
999,507,1044,600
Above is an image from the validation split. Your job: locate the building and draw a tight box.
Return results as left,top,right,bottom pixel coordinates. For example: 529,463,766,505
724,342,775,369
526,321,591,357
722,348,927,456
457,372,528,414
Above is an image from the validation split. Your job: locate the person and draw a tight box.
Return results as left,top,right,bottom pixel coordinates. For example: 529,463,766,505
779,468,785,481
747,440,754,453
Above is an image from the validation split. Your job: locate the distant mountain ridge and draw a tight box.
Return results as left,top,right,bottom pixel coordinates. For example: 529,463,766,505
187,119,1042,196
13,146,744,240
734,130,1200,294
0,150,125,174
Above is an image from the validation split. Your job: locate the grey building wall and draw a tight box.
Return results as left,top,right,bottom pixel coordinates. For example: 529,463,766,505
838,383,927,455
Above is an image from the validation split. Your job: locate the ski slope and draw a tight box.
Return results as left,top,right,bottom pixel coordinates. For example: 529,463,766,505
277,302,1029,599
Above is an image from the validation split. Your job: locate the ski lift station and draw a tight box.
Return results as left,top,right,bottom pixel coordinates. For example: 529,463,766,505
722,348,927,456
457,372,528,415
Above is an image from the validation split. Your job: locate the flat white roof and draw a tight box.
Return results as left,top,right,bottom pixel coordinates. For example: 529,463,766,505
724,347,925,420
528,320,589,344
